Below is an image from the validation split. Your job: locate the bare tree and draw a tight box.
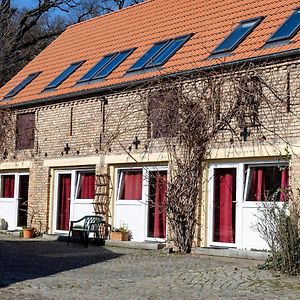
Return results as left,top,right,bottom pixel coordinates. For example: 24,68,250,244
0,0,75,86
0,0,145,86
71,0,144,23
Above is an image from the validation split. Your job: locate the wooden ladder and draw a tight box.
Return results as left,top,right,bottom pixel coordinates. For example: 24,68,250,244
93,174,110,221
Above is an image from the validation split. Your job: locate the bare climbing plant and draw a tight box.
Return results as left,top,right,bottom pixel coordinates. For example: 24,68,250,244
102,62,298,253
0,108,14,156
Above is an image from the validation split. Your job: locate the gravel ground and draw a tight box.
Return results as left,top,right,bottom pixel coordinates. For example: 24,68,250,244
0,235,299,300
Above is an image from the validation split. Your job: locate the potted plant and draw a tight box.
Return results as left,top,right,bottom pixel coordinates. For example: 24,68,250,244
23,226,35,239
111,226,131,241
20,202,40,239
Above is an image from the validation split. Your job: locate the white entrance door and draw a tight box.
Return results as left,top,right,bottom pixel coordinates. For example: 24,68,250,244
0,173,29,230
53,169,96,233
208,163,243,248
114,166,167,242
208,161,289,250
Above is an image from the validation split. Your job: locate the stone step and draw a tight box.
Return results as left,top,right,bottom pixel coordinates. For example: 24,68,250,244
105,240,166,250
192,247,270,261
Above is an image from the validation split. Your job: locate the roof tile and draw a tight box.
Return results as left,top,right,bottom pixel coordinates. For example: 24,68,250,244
1,0,300,106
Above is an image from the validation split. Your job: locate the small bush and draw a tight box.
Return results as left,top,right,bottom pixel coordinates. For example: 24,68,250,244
255,190,300,275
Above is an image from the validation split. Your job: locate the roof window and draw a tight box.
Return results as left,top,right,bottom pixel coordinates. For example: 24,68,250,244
211,17,263,55
266,8,300,44
127,34,193,72
44,61,85,90
78,49,134,83
3,72,41,99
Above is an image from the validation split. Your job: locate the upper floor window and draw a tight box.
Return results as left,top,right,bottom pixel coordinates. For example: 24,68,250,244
4,72,41,99
16,112,35,150
148,89,178,138
236,75,262,128
127,34,192,72
266,8,300,44
211,17,263,55
44,61,85,90
78,49,135,83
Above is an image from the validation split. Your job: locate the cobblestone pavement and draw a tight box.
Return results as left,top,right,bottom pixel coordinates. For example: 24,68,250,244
0,235,299,300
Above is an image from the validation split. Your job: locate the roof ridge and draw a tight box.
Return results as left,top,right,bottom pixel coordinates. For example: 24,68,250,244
68,0,154,29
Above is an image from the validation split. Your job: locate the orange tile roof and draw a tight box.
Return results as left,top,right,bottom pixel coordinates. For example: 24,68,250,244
1,0,300,106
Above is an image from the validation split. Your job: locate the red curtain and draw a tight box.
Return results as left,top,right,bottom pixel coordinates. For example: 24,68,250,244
3,175,15,198
153,173,167,238
57,174,71,230
78,173,95,199
280,168,289,201
251,168,265,201
121,171,142,200
250,167,288,201
214,169,235,243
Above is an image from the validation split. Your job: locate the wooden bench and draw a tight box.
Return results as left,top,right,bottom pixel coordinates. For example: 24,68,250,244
67,215,110,247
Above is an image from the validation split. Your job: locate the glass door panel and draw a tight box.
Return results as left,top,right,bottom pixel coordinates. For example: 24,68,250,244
147,170,167,239
213,168,236,244
17,175,29,227
56,173,72,231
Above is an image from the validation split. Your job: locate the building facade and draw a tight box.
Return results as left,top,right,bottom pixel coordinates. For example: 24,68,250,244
0,0,299,250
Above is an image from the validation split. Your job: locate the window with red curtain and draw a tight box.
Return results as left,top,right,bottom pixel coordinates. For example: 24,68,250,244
119,170,143,200
0,175,15,198
245,165,289,201
76,172,95,199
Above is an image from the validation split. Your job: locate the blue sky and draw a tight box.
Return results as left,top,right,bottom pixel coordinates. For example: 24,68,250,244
12,0,37,9
12,0,67,19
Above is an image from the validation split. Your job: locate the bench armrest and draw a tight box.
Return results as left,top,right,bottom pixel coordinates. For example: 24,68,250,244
70,219,83,230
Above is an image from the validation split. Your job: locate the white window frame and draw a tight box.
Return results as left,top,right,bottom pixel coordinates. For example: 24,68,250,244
53,170,74,234
0,172,29,229
114,166,168,242
145,166,168,242
243,162,288,204
74,170,96,203
208,163,242,248
116,168,144,205
0,173,16,199
208,160,289,249
53,168,95,234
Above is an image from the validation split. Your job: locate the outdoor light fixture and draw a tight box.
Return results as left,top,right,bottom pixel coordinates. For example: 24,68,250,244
240,127,250,141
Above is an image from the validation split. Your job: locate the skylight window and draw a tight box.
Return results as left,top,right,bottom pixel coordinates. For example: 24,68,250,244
127,34,193,72
78,49,134,83
4,72,41,99
266,8,300,44
211,17,264,55
44,61,84,90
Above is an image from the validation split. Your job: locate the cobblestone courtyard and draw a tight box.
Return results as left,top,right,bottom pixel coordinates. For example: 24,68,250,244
0,235,299,300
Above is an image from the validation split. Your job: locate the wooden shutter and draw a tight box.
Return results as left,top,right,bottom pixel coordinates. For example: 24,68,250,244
148,90,178,138
16,112,35,150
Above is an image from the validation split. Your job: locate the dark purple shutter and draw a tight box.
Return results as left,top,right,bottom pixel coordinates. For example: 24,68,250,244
149,90,177,138
16,113,35,150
